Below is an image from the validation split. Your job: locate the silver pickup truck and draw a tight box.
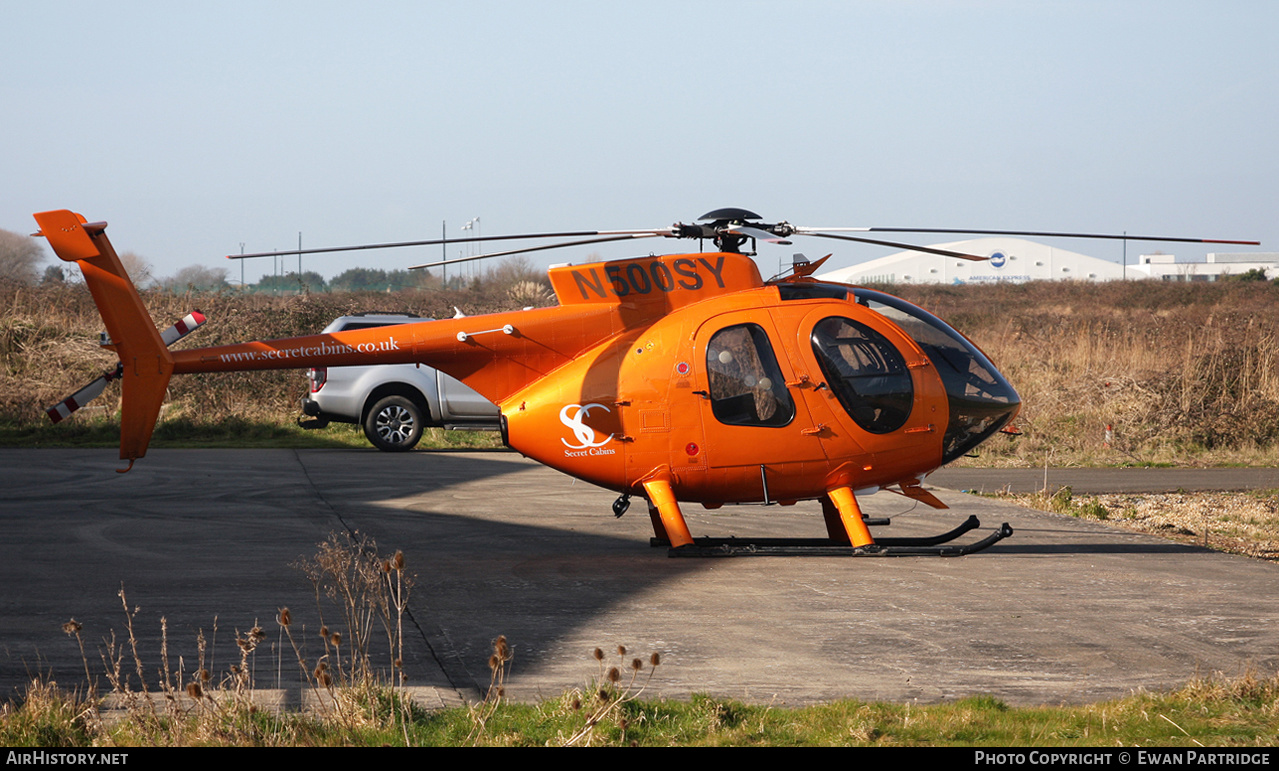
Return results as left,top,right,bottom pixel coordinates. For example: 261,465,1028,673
301,313,500,451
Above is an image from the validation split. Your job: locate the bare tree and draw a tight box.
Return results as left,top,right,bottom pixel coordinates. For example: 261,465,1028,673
483,256,546,289
0,228,45,284
118,251,154,287
159,264,229,292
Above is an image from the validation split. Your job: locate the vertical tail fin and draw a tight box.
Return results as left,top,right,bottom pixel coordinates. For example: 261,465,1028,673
33,210,173,466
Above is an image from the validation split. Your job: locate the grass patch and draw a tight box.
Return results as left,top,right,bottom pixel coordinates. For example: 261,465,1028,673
1022,486,1111,520
6,673,1279,747
994,488,1279,561
0,414,503,451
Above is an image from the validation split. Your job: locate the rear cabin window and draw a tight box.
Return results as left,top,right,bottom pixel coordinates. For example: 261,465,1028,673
706,323,795,427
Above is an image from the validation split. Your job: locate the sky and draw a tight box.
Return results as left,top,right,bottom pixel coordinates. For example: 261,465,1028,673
3,0,1275,285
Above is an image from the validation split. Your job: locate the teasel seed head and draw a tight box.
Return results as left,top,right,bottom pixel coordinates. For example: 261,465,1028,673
650,652,661,667
631,658,643,671
617,645,627,657
330,631,341,647
608,667,621,683
394,551,405,570
593,648,604,662
278,607,292,627
186,682,203,700
62,620,82,635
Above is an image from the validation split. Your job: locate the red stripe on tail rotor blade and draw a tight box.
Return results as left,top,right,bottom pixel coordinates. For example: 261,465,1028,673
160,312,207,346
46,398,77,423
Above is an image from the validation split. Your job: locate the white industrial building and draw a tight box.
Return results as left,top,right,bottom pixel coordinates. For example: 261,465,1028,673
815,237,1279,285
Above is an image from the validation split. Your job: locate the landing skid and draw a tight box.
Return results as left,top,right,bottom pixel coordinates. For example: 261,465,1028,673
652,516,1013,557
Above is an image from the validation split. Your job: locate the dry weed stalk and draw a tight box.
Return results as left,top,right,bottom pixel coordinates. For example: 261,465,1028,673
92,588,164,728
562,646,662,747
466,635,513,745
292,531,416,731
60,619,94,696
40,537,419,745
300,531,410,687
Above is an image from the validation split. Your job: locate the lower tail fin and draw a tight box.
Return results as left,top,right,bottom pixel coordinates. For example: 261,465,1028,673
33,210,173,467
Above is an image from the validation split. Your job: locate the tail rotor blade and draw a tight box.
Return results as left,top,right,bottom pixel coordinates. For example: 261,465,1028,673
159,310,207,346
45,312,204,424
46,364,123,423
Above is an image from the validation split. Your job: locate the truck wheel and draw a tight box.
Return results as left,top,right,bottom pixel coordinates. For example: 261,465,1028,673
364,396,423,452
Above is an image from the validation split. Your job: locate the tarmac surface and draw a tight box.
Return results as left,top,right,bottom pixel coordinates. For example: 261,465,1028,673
2,448,1277,708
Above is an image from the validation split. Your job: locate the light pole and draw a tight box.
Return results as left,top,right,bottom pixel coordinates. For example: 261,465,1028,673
462,217,480,280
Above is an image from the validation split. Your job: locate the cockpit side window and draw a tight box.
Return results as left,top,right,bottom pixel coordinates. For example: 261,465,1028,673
811,316,913,434
706,323,795,427
850,288,1021,462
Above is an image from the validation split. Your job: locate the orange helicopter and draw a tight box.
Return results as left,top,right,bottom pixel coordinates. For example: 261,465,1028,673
32,207,1259,556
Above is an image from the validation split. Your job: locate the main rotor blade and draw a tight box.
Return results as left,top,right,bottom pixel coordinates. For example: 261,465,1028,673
229,229,675,260
408,234,662,269
803,232,989,261
798,226,1259,245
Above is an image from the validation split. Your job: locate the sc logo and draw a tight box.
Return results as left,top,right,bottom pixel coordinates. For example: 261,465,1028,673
560,403,614,449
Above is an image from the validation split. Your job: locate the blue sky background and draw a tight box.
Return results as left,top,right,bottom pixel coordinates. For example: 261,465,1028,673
3,1,1275,283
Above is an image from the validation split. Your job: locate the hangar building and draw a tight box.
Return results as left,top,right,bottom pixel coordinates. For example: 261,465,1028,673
814,237,1279,285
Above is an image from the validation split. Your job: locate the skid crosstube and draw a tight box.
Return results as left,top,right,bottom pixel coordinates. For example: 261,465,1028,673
653,516,1013,557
